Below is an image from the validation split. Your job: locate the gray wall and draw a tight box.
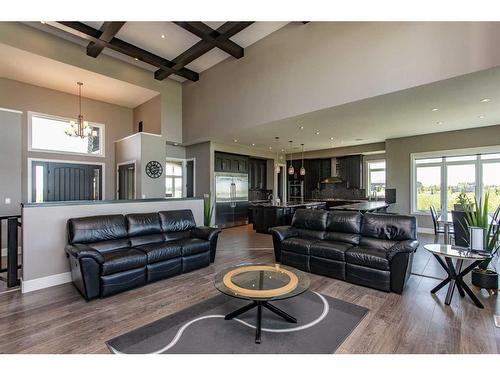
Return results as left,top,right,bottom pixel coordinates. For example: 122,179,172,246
0,109,22,216
183,22,500,144
0,77,134,202
21,198,204,291
186,142,212,198
141,134,166,199
133,94,161,134
386,124,500,229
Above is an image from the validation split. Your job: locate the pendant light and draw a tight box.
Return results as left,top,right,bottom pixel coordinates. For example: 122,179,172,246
274,136,281,174
300,143,306,176
65,82,96,139
287,140,295,175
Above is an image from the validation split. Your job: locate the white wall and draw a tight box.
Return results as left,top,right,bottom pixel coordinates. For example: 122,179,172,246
21,198,204,292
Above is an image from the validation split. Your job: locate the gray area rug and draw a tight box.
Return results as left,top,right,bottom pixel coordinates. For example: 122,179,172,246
107,290,368,354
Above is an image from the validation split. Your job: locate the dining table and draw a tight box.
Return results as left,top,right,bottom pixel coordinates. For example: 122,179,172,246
437,212,497,245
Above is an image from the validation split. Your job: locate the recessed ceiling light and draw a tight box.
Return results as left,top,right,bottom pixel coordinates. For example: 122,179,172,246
478,115,485,119
281,149,285,152
161,34,165,39
431,108,439,112
315,131,320,135
436,121,443,125
299,126,304,130
173,143,178,146
251,143,256,146
355,138,363,141
330,137,334,140
233,139,238,143
269,146,272,150
480,98,491,103
134,58,139,61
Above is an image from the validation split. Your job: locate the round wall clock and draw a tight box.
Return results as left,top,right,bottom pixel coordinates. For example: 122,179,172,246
145,160,163,179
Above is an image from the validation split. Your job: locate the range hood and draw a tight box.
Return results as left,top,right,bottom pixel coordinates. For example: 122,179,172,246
320,158,344,184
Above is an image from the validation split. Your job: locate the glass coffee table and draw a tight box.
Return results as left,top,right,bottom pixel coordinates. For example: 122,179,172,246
215,263,310,343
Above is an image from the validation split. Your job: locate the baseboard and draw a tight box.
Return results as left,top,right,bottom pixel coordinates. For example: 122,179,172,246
21,272,72,294
417,227,434,234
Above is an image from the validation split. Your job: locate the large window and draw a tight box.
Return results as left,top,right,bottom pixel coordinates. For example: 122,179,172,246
29,112,104,156
412,151,500,214
165,161,183,198
366,160,386,198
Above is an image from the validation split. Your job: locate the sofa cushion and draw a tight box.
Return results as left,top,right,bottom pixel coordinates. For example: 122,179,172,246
84,238,130,253
281,237,320,255
345,246,390,271
177,238,210,256
291,209,328,232
135,242,182,264
359,237,398,251
68,215,127,244
159,210,196,233
361,213,417,241
101,248,148,275
310,240,354,261
126,213,161,237
164,230,192,242
326,211,362,233
129,234,165,247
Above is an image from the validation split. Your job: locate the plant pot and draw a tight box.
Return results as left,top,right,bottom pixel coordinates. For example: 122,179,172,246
471,268,498,289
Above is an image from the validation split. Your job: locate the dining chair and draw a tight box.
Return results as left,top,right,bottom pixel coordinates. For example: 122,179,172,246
451,210,469,247
430,205,453,243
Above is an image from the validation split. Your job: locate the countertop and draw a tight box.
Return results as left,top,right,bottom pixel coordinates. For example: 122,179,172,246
330,201,390,211
250,201,325,208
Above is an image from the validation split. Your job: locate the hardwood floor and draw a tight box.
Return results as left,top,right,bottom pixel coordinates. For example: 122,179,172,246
0,225,498,353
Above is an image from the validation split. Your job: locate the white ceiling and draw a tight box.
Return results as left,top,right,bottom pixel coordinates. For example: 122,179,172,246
0,43,159,108
28,21,289,82
221,66,500,153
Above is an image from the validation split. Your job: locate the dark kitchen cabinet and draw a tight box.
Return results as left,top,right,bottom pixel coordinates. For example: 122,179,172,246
248,158,267,190
337,155,362,188
214,152,249,173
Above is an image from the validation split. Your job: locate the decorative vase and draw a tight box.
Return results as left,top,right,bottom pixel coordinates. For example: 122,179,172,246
471,269,499,289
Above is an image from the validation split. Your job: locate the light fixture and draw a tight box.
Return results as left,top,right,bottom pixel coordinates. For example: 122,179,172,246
269,146,273,150
161,34,165,39
134,58,139,61
251,143,256,146
480,98,491,103
299,125,304,130
436,121,443,125
287,141,294,175
355,138,363,141
315,131,320,135
431,108,439,112
173,143,178,146
300,144,306,176
330,137,334,140
64,82,96,139
479,115,485,119
40,21,46,24
233,139,238,143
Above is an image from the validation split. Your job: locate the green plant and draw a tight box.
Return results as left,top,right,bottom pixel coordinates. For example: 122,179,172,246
457,191,474,210
464,192,500,269
203,193,214,227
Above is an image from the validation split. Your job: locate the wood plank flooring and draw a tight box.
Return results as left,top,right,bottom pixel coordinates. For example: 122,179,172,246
0,224,498,354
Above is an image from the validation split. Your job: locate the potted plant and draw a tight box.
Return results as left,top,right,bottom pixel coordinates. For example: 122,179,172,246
463,192,500,289
203,192,215,227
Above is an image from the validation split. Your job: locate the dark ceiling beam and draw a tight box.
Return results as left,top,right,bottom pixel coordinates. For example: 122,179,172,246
174,21,246,58
51,22,199,81
87,21,126,58
155,21,253,81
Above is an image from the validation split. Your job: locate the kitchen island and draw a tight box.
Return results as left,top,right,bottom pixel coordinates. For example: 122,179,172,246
329,200,389,213
249,201,325,234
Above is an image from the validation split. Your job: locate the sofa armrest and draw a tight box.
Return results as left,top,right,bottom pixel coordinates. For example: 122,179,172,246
387,240,419,261
65,243,105,264
190,226,221,241
268,226,298,241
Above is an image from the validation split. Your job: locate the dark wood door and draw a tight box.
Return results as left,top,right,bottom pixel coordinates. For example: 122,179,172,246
31,161,102,202
118,163,135,200
186,160,194,197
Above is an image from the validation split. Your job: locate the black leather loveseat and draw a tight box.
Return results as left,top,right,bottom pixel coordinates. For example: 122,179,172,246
269,209,418,293
65,209,221,300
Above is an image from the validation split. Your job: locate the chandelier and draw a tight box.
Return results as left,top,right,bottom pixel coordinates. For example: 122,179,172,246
65,82,96,138
287,140,295,175
300,143,306,176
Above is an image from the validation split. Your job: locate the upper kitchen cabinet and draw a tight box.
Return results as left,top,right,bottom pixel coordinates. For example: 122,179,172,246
337,155,362,188
248,158,267,190
215,152,249,173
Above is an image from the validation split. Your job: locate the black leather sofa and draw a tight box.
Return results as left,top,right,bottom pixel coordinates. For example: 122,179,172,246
269,209,418,293
65,209,221,300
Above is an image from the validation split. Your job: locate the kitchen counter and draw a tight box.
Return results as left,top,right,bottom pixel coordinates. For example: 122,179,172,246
330,201,390,212
251,201,325,208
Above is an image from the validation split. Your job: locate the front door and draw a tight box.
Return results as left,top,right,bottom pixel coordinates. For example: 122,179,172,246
31,161,103,202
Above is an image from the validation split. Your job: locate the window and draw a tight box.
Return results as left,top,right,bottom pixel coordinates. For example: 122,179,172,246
412,150,500,214
165,161,183,198
29,112,104,156
366,160,386,198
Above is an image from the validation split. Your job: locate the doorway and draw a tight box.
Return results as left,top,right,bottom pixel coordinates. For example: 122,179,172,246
30,160,103,202
117,162,136,200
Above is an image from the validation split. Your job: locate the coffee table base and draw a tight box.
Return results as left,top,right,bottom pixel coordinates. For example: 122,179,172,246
225,300,297,343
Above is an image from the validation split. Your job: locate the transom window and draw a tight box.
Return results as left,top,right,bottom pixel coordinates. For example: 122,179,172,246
29,112,104,156
412,150,500,214
165,161,183,198
366,160,386,198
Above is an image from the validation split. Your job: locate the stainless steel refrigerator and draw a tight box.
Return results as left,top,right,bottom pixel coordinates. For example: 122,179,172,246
215,172,249,228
